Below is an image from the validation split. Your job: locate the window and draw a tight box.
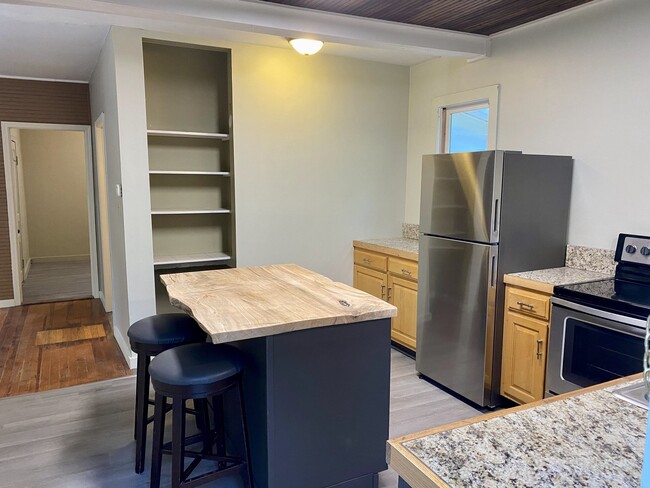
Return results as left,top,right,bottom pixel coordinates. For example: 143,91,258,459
442,103,489,153
434,85,499,154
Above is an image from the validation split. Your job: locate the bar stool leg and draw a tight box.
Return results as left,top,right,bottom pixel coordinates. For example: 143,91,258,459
150,393,166,488
172,398,187,488
212,395,226,462
194,398,212,453
134,353,150,474
236,379,253,488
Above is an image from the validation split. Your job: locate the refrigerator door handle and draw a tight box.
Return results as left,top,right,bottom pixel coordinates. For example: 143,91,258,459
492,198,500,236
488,248,498,288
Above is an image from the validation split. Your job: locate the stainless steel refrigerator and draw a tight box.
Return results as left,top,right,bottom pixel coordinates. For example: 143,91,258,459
416,150,573,407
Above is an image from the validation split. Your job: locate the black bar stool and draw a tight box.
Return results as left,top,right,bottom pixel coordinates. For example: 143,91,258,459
128,313,207,474
149,343,253,488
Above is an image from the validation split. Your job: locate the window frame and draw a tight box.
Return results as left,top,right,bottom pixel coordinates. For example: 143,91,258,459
434,85,499,154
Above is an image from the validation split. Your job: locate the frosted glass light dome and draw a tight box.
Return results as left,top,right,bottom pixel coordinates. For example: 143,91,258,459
289,39,324,56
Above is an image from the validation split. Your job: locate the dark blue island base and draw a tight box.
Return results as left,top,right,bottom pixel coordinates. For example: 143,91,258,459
228,318,391,488
398,478,413,488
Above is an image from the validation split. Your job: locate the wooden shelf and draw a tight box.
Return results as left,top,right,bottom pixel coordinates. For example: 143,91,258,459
149,170,231,176
147,130,230,140
154,252,231,267
151,209,231,215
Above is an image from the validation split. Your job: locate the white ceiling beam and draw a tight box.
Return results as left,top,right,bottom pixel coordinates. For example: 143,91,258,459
6,0,489,58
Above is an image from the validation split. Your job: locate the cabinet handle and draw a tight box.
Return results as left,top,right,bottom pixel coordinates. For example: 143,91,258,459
536,339,543,359
363,258,372,264
387,287,392,301
401,269,412,276
381,284,386,300
517,301,534,310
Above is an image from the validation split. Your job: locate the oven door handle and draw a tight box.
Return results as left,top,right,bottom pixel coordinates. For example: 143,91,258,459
552,297,647,333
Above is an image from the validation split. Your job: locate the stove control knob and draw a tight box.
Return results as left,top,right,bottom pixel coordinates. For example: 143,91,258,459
625,244,637,254
641,246,650,256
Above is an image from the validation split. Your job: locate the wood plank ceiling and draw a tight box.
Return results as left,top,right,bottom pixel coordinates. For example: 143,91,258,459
261,0,595,35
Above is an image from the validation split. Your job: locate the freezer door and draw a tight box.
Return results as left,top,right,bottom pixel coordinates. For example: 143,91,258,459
416,235,498,407
420,151,503,243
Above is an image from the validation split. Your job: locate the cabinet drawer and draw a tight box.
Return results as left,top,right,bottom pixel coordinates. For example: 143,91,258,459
506,287,550,321
354,249,387,272
388,257,418,281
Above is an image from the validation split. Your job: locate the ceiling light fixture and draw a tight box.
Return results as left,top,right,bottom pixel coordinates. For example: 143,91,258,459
289,38,324,56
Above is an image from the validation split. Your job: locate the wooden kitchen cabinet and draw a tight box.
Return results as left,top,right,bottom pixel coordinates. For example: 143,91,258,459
353,264,387,301
501,285,551,404
353,244,418,351
387,275,418,350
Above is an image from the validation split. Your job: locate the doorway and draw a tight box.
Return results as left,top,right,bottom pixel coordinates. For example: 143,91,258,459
93,114,113,312
2,122,99,306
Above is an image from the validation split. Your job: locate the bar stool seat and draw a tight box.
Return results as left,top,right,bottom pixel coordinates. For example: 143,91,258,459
149,343,252,488
128,313,207,474
128,314,207,355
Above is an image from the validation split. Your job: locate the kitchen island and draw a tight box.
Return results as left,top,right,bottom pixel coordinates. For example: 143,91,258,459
387,375,645,487
161,264,397,488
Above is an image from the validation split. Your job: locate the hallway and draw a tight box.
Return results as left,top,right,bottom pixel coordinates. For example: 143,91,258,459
22,257,92,304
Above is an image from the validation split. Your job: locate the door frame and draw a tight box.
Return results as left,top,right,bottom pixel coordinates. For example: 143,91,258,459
92,113,113,312
1,121,99,306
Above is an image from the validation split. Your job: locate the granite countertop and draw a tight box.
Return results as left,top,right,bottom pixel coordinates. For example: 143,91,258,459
504,267,611,294
388,376,646,488
354,238,419,261
161,264,397,343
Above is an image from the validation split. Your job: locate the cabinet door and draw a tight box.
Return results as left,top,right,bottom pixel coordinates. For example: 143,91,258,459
353,265,387,301
388,275,418,350
501,311,548,404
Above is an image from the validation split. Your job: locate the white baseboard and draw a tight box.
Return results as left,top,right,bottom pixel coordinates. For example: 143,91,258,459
0,299,16,308
98,291,113,313
32,254,91,263
113,325,137,369
23,258,31,280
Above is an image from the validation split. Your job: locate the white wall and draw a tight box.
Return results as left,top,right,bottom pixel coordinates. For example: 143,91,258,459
19,129,89,259
231,39,409,278
404,0,650,250
89,33,132,363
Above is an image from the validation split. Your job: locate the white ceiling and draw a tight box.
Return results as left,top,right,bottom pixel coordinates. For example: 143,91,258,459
0,0,489,82
0,5,109,81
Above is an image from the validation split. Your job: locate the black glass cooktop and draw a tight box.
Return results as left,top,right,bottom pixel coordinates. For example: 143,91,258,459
554,278,650,320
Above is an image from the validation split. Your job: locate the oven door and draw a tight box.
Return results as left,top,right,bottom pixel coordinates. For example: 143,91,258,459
547,298,646,396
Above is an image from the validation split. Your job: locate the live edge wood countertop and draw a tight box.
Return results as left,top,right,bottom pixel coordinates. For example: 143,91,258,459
161,264,397,343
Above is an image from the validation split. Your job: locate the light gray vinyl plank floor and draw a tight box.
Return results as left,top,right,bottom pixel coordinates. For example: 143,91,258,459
22,258,92,305
0,349,482,487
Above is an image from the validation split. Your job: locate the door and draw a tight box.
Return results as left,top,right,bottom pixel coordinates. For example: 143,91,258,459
388,274,418,350
353,265,386,301
9,134,25,284
420,151,503,243
416,235,498,406
501,311,548,404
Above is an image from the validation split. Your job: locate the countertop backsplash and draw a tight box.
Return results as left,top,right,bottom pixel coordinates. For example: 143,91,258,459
565,244,616,274
402,223,419,240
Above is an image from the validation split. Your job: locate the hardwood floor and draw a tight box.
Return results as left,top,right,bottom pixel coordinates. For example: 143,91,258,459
0,298,132,398
22,257,92,304
0,348,481,487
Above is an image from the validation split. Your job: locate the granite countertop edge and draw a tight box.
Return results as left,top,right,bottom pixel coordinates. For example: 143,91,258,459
391,375,645,488
354,237,419,260
504,266,612,292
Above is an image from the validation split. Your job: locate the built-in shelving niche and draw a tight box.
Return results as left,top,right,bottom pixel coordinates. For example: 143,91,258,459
143,39,236,313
